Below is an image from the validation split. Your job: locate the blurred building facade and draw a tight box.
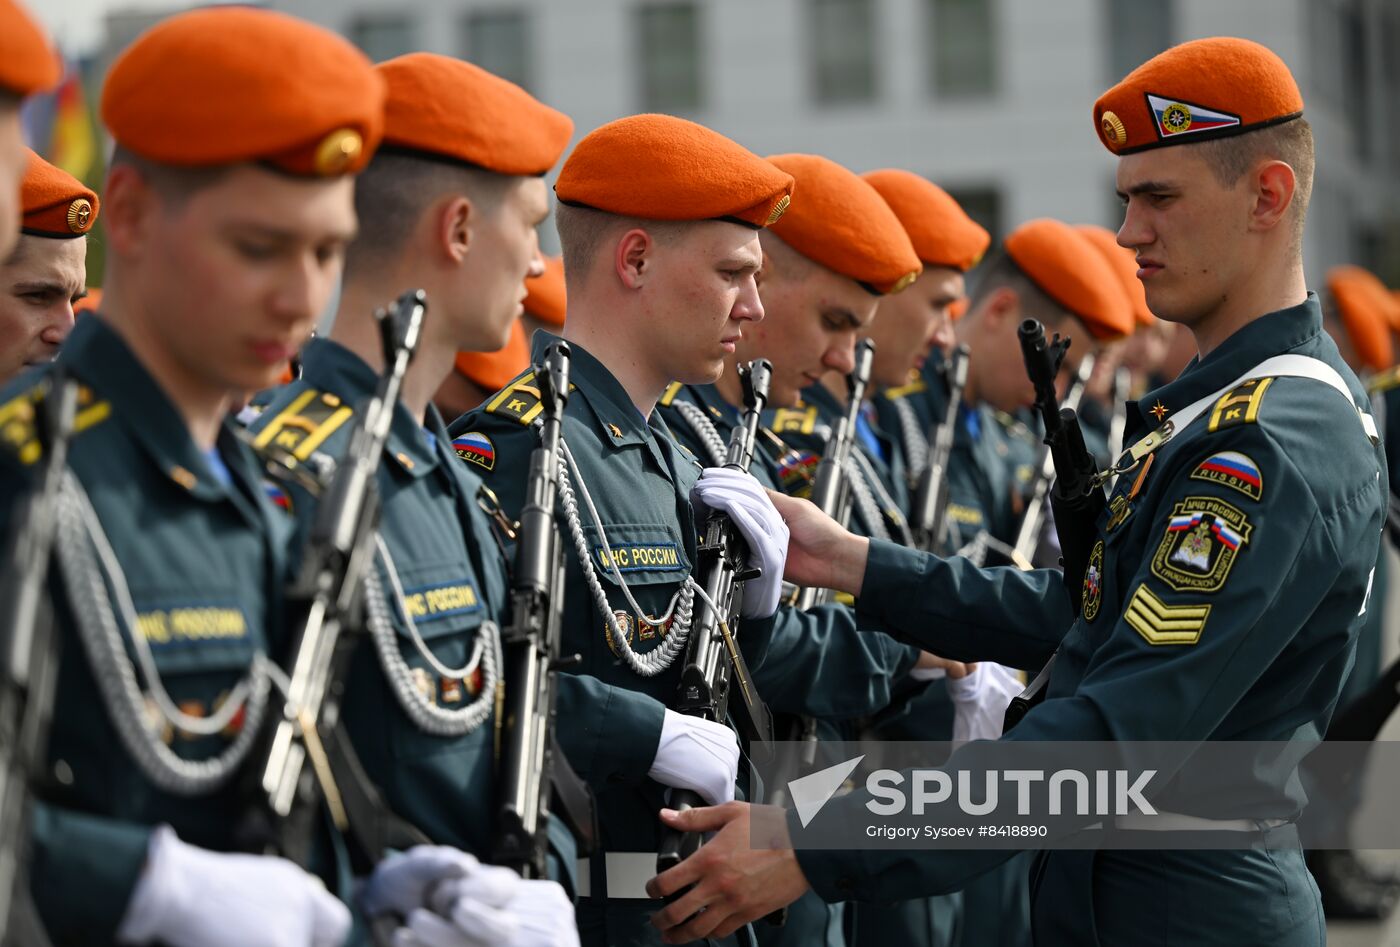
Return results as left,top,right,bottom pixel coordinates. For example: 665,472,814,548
99,0,1400,281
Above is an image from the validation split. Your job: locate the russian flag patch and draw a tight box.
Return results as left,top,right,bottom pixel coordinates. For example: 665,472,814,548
453,431,496,471
1147,94,1241,140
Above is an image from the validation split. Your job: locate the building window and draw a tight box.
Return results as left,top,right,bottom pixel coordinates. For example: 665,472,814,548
1104,0,1171,83
809,0,876,105
944,185,1003,247
635,3,704,113
348,13,414,62
928,0,996,97
463,10,533,91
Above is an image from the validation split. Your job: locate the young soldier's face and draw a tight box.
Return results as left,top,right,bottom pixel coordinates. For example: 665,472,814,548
1115,146,1248,328
649,220,764,385
0,103,24,262
134,164,356,398
455,175,549,352
866,265,963,388
0,234,86,382
745,259,877,407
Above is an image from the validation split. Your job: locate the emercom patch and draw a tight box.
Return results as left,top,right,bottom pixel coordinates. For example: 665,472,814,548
1150,496,1252,593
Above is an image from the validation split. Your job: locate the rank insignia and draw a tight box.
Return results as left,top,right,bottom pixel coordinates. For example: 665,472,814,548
659,382,684,407
441,676,463,704
252,389,353,463
607,423,624,440
1190,451,1262,501
1082,539,1105,622
1207,378,1272,432
452,431,496,471
1125,584,1211,645
1149,401,1169,423
1105,495,1132,532
412,667,436,706
1151,496,1251,593
771,405,818,435
485,372,546,425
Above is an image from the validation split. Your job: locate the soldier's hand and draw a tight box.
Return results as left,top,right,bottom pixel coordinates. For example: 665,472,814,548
646,802,810,943
115,825,350,947
764,489,870,595
691,468,789,617
392,876,579,947
649,709,741,806
911,651,976,680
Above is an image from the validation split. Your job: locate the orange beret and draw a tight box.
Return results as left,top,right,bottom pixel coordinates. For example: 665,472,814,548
1075,224,1151,327
556,114,793,228
1094,38,1303,155
1392,291,1400,332
377,53,572,176
74,288,101,316
102,7,384,177
455,318,530,392
0,0,60,97
949,297,970,321
21,149,98,238
765,154,921,295
1005,219,1134,341
861,169,989,272
1327,266,1394,373
524,256,566,327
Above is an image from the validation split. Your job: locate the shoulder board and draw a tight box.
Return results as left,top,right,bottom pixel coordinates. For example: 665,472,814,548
483,371,577,425
251,388,354,462
0,381,110,466
1206,377,1272,433
771,404,819,435
882,376,927,401
659,381,684,408
1367,366,1400,396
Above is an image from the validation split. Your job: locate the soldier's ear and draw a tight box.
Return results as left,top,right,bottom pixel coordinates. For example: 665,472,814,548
614,228,653,290
981,286,1020,330
437,194,474,264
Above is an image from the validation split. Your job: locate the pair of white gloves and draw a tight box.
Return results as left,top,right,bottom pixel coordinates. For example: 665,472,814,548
116,828,576,947
647,467,790,807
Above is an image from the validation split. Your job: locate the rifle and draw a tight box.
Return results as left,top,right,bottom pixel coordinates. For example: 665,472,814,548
491,341,596,878
910,345,970,552
657,359,776,873
1010,343,1096,567
0,374,79,947
240,290,432,870
790,339,875,611
1003,321,1107,730
1105,366,1132,491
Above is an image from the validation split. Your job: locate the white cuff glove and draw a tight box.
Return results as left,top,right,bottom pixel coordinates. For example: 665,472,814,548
690,467,789,618
392,876,579,947
648,708,740,806
116,825,350,947
949,663,1025,745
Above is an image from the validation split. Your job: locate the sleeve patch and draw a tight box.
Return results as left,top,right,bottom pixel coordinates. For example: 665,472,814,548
251,389,353,463
1124,584,1211,645
771,404,818,435
1207,377,1272,432
1150,496,1252,593
452,431,496,471
1189,450,1262,501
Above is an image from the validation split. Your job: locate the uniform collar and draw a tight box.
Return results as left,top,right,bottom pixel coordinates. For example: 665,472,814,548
299,336,438,479
687,382,740,427
800,381,844,417
531,330,652,448
1127,294,1322,440
62,316,261,503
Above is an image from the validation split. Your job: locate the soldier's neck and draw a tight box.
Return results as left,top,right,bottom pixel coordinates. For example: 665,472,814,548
96,295,231,451
1190,257,1307,359
820,372,844,404
562,315,666,417
713,359,743,408
333,282,454,425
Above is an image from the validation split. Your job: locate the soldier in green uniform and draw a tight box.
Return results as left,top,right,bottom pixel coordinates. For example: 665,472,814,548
0,9,385,945
248,53,588,943
651,37,1385,947
448,114,798,947
0,150,97,382
0,0,59,261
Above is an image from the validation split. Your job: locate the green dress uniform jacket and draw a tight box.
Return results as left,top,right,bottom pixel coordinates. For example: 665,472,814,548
0,317,303,944
794,296,1385,945
448,333,777,946
249,337,618,881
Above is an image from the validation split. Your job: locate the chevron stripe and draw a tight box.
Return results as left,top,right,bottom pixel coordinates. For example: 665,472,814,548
1124,584,1211,645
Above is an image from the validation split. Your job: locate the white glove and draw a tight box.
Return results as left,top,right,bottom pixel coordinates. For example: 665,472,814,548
690,467,790,618
648,708,740,806
116,825,350,947
391,877,579,947
949,663,1026,745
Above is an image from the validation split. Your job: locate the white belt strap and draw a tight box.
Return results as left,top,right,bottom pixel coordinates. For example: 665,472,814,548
575,853,658,899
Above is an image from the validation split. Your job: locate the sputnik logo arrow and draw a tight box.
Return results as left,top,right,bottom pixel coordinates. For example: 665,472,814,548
789,755,865,828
